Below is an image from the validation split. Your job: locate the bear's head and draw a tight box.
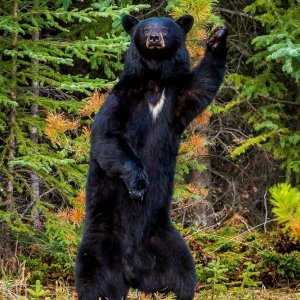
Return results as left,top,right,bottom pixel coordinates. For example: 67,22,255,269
120,15,194,80
122,15,194,59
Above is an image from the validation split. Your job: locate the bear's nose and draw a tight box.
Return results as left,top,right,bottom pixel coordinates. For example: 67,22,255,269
149,34,161,44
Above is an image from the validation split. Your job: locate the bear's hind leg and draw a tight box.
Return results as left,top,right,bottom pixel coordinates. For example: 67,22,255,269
163,230,196,300
75,233,129,300
136,226,196,300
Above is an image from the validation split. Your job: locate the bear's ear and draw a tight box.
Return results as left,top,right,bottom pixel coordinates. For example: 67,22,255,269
122,15,139,34
176,15,194,34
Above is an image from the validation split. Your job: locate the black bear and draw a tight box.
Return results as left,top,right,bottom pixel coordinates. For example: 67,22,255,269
75,14,227,300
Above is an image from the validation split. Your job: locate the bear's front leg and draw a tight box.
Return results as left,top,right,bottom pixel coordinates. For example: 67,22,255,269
121,161,149,201
175,26,228,131
94,140,149,202
93,138,149,201
207,26,228,54
91,94,149,201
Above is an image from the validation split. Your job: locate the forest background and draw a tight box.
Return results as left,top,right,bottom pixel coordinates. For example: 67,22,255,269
0,0,299,299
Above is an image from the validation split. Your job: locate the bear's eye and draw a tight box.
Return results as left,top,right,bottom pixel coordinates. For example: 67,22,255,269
144,27,151,34
161,27,169,35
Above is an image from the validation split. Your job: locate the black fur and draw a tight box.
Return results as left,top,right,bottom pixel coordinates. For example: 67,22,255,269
75,16,227,300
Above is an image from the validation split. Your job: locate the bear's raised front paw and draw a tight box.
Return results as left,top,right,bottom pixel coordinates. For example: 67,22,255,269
207,26,228,52
124,168,149,202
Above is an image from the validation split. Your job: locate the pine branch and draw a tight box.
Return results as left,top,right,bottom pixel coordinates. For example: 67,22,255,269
218,8,255,20
225,85,300,106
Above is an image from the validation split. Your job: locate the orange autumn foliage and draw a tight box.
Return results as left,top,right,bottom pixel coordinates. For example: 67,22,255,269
186,184,208,197
196,109,212,126
75,189,86,205
45,113,79,143
188,45,205,61
290,220,300,240
81,126,91,139
194,28,207,39
59,208,71,223
70,207,85,225
59,189,86,225
169,0,218,64
186,135,208,156
80,90,106,117
186,184,202,195
70,189,86,225
180,134,207,156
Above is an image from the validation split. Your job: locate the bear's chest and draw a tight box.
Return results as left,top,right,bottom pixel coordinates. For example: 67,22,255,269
127,88,170,130
125,85,176,155
147,88,166,121
143,81,166,121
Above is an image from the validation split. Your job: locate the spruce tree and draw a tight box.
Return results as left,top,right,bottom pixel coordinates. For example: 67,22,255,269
226,0,300,184
0,0,147,256
167,0,222,226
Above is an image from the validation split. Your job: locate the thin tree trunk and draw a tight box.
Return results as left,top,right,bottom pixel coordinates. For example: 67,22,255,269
7,0,18,211
31,4,40,227
4,0,18,258
292,82,300,186
185,42,215,227
188,116,215,227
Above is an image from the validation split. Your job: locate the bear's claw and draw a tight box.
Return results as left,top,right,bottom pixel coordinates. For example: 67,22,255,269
124,168,149,202
207,26,228,52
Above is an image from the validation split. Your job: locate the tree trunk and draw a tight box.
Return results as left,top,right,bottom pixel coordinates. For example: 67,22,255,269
3,0,18,258
31,4,41,227
7,0,18,211
187,112,215,227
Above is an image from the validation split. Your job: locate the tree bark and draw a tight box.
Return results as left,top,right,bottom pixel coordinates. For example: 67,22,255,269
7,0,18,211
3,0,18,258
30,1,41,227
187,116,215,227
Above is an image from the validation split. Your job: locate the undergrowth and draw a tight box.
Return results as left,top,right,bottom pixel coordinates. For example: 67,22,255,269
1,224,300,299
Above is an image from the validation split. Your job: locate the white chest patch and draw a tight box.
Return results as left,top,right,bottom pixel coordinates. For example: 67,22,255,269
149,89,165,121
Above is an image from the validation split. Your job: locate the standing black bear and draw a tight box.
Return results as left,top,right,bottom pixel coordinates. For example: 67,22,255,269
75,14,227,300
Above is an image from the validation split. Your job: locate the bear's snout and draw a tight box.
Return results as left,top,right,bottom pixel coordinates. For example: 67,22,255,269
149,34,161,43
146,31,165,49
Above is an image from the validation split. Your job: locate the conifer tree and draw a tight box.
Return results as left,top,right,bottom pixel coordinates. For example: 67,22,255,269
225,0,300,184
0,0,147,253
167,0,222,226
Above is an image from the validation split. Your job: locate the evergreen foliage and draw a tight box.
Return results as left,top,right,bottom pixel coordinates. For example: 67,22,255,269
222,0,300,185
1,0,300,298
0,0,147,250
167,0,221,205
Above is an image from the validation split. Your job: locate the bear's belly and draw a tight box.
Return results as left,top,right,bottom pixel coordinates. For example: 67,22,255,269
130,126,178,183
124,102,180,205
126,100,179,175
